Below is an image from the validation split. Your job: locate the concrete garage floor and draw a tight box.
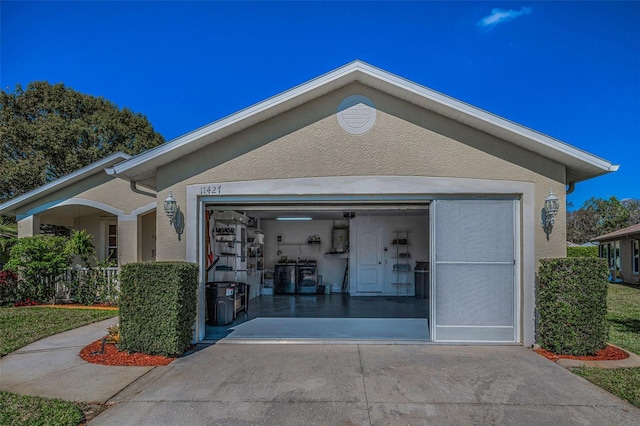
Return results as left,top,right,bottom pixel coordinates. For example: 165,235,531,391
205,294,430,342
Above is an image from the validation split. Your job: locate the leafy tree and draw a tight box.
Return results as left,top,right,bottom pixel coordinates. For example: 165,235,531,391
0,81,165,202
567,197,640,244
623,198,640,225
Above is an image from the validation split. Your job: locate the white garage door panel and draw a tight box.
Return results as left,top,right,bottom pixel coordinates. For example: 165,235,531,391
435,326,516,342
435,264,514,326
433,199,517,342
436,201,515,262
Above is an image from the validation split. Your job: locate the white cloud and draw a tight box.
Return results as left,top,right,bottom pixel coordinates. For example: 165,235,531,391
477,7,532,30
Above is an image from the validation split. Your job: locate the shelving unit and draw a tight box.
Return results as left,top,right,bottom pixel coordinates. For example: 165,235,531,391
277,241,322,254
247,226,265,297
391,231,411,296
209,211,248,318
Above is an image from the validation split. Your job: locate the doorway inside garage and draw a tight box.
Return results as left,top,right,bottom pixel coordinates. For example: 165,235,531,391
202,203,431,342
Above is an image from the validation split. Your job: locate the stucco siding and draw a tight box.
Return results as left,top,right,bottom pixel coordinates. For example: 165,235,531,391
14,172,155,266
158,84,565,187
155,83,566,264
15,173,154,220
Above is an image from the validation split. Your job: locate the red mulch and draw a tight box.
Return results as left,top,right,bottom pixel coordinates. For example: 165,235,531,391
80,339,176,366
535,345,629,362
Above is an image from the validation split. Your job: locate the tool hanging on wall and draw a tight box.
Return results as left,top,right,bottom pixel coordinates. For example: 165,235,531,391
341,262,349,293
205,211,218,272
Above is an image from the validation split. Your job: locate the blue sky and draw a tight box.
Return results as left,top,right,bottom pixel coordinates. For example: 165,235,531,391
2,1,638,210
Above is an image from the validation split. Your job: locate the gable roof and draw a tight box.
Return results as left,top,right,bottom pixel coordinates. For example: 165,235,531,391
108,60,618,190
592,223,640,242
0,152,131,216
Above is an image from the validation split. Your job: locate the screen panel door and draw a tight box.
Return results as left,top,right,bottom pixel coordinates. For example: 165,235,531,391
432,199,518,342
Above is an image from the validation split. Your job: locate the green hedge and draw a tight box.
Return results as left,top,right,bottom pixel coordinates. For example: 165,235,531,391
567,246,598,258
537,257,609,355
118,262,198,357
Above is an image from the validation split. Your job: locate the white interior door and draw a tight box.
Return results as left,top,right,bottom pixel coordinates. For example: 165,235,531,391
356,226,383,293
432,199,518,342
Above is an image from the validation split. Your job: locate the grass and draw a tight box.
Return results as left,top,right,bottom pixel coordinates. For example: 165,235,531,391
0,391,84,426
574,367,640,408
0,306,118,357
573,283,640,408
605,283,640,354
0,306,118,425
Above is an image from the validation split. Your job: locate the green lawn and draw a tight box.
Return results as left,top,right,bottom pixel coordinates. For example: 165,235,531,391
573,283,640,408
0,391,84,426
0,306,118,425
0,306,118,357
605,283,640,354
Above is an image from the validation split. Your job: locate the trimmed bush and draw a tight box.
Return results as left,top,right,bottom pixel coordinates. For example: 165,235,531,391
118,262,198,357
567,246,598,258
537,257,609,355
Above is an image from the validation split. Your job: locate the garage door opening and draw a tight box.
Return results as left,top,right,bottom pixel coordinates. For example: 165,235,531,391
202,204,431,342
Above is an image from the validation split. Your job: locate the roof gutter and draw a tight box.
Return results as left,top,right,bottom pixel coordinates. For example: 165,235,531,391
105,165,156,198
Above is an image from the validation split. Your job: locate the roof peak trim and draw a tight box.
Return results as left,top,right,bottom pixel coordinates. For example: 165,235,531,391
102,61,618,188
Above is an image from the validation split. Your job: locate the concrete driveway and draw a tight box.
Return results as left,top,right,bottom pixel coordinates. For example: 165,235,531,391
2,319,638,425
91,343,640,425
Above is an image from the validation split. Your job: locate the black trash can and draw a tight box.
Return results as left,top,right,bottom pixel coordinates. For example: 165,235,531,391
206,282,235,326
414,262,429,299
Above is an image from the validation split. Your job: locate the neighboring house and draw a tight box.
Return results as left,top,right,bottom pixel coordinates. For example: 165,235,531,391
592,223,640,285
0,61,618,346
581,242,599,247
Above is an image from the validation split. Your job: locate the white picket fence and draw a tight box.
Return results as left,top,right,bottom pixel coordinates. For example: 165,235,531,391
53,267,120,303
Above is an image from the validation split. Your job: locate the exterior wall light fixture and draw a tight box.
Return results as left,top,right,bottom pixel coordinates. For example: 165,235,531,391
543,189,559,231
164,191,177,226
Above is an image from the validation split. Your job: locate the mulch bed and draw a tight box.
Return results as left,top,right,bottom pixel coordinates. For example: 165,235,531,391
535,344,629,362
80,339,176,366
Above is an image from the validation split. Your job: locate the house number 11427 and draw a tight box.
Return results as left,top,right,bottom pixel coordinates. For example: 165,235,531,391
200,185,222,195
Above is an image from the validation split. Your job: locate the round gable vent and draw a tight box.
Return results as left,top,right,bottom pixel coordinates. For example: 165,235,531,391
337,95,377,135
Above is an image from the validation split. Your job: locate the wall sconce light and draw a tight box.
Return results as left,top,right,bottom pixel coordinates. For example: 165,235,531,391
543,189,559,231
164,191,177,226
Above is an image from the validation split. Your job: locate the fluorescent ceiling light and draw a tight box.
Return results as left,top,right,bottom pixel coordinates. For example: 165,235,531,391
276,217,313,221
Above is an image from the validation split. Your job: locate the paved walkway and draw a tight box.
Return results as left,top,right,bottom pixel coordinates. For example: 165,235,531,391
1,319,639,425
0,318,152,403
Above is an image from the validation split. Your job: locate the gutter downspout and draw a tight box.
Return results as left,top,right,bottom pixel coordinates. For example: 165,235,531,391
105,166,156,198
129,181,156,197
566,182,575,195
